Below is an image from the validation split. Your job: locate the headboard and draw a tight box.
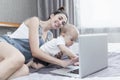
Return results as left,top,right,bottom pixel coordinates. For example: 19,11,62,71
0,22,20,28
0,22,20,36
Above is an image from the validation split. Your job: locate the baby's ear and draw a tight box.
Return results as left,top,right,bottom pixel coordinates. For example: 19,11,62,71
61,33,65,37
50,14,55,18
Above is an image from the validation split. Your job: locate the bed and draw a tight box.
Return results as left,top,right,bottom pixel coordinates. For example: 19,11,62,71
0,22,20,36
12,43,120,80
0,22,20,27
1,23,120,80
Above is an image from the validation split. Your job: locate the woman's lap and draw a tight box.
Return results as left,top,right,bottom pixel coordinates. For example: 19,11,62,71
0,41,25,62
0,42,26,79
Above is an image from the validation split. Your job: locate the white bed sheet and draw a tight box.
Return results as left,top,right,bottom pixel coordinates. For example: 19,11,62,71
13,43,120,80
13,73,120,80
108,43,120,53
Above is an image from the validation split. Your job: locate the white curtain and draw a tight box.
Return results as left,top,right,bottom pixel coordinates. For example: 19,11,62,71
37,0,74,37
74,0,120,43
37,0,74,23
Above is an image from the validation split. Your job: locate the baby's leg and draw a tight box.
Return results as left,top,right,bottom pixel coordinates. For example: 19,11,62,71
31,62,45,69
55,52,63,59
8,64,29,80
26,59,34,67
27,59,45,69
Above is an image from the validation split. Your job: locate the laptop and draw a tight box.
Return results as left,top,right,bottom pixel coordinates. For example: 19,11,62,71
50,33,108,78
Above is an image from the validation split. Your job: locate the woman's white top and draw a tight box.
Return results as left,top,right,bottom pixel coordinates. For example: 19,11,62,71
40,36,65,56
9,23,29,39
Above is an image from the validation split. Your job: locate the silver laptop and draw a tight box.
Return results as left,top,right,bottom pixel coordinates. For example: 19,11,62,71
50,34,108,78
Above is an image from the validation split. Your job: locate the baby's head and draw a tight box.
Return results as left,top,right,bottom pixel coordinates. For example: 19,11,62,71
60,23,79,47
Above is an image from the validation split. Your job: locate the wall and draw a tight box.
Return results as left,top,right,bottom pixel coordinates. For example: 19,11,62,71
0,27,16,36
0,0,38,35
79,28,120,43
0,0,38,23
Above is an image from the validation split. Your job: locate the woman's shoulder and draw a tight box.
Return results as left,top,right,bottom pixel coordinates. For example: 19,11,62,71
30,16,39,21
24,16,40,26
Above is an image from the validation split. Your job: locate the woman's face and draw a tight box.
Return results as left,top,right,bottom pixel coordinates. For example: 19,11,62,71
50,14,67,29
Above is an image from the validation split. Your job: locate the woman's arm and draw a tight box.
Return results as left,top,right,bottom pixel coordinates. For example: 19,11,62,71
24,17,72,67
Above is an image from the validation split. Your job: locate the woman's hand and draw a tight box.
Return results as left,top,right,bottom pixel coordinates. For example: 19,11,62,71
71,56,79,62
60,60,74,68
71,56,79,66
60,57,79,68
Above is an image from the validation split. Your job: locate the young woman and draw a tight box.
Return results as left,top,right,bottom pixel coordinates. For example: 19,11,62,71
0,7,76,80
28,23,79,69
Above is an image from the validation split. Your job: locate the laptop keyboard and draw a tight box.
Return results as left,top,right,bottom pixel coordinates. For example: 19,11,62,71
69,69,79,74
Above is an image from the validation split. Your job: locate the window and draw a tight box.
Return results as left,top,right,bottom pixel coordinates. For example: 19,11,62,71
74,0,120,28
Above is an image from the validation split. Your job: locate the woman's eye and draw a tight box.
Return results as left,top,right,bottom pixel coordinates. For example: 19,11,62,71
71,39,74,41
59,17,62,20
59,16,63,20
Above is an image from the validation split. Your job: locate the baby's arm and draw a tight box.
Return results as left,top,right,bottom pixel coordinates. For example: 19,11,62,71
58,44,79,66
58,44,78,59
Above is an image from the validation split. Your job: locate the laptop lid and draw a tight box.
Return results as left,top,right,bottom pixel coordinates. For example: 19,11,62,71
79,33,108,78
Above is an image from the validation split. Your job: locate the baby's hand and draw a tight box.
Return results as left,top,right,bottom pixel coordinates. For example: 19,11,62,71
73,62,79,66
